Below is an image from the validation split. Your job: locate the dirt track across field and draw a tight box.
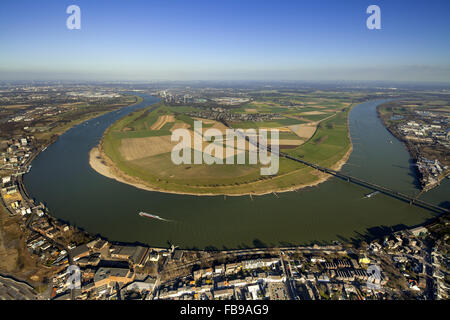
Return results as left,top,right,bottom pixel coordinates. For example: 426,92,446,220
299,111,326,115
151,115,175,130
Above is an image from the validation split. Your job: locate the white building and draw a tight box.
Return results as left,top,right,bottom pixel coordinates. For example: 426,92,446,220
2,176,11,184
247,284,261,300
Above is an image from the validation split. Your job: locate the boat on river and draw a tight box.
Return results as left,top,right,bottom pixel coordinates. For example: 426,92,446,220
364,191,380,199
138,212,170,222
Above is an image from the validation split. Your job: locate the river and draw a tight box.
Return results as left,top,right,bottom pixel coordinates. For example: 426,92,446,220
23,94,449,249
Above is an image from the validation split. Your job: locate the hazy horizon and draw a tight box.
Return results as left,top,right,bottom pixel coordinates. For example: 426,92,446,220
1,0,450,83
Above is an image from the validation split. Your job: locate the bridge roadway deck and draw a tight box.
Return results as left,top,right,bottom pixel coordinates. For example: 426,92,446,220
281,152,448,214
225,121,449,215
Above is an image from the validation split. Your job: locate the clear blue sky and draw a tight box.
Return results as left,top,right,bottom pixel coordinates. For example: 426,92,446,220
1,0,449,82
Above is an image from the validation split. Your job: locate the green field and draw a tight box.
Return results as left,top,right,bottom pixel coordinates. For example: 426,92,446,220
231,118,308,129
100,95,353,195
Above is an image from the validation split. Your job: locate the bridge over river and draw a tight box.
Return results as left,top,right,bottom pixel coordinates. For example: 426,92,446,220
281,152,449,215
231,124,449,216
25,96,448,247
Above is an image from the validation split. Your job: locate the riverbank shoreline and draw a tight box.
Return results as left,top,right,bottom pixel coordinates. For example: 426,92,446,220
89,103,355,197
14,95,146,214
375,102,449,194
24,96,448,250
89,138,353,197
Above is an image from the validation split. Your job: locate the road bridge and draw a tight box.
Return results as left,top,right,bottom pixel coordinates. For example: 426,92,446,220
226,121,449,215
281,152,448,215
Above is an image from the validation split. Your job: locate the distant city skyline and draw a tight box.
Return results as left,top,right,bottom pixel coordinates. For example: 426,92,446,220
1,0,449,82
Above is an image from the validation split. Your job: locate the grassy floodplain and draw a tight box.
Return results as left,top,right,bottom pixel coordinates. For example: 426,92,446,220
96,92,357,195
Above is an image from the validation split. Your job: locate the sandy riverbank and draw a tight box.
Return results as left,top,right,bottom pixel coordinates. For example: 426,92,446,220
89,141,353,197
89,103,354,197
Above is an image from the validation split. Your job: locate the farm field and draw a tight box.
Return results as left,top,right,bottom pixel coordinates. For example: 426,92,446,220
96,93,355,195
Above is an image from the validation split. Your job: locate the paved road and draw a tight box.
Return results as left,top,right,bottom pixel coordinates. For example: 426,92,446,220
279,253,297,300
